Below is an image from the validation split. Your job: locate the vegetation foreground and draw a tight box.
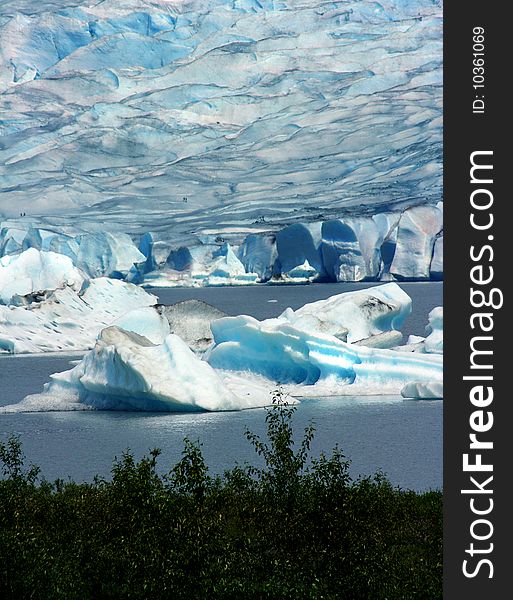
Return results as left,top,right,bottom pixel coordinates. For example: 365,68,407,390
0,393,442,599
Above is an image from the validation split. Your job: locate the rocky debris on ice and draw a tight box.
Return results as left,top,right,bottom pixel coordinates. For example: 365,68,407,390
0,277,157,354
156,300,228,354
4,326,269,413
0,248,84,305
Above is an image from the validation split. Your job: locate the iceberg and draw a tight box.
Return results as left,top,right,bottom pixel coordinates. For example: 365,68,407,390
0,248,84,305
278,282,410,344
424,306,443,355
4,326,269,413
401,381,443,400
2,284,443,411
0,276,157,354
206,314,442,395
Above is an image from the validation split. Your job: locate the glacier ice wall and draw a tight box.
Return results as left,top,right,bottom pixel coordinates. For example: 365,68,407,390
0,0,442,242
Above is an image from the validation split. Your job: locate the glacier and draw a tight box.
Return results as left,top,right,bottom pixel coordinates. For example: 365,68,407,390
0,0,442,252
0,208,443,285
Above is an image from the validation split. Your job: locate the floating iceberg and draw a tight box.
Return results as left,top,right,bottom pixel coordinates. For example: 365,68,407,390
4,327,269,413
424,307,443,355
278,282,410,344
2,283,442,411
206,314,442,395
0,277,157,354
401,381,443,400
0,248,84,305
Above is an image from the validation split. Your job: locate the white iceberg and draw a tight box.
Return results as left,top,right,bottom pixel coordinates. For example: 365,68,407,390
401,381,443,400
278,282,410,344
4,326,269,413
0,277,157,354
0,248,84,305
424,306,443,354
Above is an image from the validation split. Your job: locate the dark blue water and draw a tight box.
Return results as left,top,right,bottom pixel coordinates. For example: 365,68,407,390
0,282,442,491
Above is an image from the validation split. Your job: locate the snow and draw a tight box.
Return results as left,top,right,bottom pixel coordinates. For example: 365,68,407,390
0,248,84,305
0,276,157,354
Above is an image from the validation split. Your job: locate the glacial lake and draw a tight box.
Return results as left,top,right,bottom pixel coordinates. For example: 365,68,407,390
0,282,442,491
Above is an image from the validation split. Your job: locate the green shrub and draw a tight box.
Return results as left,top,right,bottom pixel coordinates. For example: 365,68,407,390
0,390,442,599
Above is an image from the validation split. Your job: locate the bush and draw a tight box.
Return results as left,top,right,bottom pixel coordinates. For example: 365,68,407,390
0,390,442,599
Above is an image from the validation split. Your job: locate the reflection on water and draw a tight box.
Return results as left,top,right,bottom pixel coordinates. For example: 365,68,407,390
1,396,442,491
